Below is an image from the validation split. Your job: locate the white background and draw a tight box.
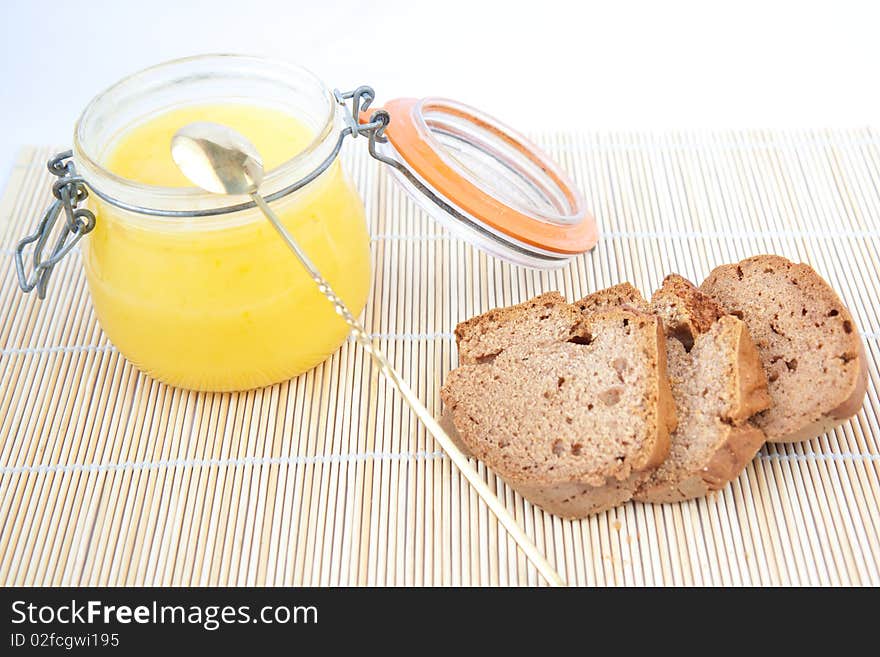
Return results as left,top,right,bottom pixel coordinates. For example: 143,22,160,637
1,0,878,185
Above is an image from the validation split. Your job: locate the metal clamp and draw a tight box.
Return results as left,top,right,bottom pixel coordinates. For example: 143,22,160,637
14,151,96,299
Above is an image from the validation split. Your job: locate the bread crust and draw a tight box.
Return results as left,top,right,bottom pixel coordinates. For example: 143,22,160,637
509,473,643,518
645,315,676,470
635,424,766,503
730,318,774,421
653,274,722,336
439,408,472,457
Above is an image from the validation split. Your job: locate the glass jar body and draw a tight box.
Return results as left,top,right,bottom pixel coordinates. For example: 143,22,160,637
74,56,371,391
82,161,370,391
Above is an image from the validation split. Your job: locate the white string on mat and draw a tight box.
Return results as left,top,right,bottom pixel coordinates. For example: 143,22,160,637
3,331,879,358
2,449,878,478
0,451,448,477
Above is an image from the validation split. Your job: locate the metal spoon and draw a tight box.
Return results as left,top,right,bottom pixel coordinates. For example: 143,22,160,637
171,122,565,587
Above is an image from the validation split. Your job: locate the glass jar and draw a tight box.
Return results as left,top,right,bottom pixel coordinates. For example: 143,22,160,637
18,54,599,394
72,55,371,391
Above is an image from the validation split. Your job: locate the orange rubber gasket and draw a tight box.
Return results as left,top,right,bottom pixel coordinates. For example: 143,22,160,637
376,98,598,255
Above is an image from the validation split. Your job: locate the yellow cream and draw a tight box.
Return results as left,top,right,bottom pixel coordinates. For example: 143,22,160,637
83,104,371,391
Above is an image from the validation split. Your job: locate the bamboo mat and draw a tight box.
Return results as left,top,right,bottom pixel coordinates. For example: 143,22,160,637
1,130,879,587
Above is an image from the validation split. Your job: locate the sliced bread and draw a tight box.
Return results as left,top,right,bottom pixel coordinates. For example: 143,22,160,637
441,307,676,518
633,275,771,503
700,255,868,442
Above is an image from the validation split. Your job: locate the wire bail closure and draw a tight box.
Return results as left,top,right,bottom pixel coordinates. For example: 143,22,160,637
14,86,391,299
14,152,96,299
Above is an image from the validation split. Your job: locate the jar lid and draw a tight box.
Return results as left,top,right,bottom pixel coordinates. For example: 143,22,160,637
370,98,598,269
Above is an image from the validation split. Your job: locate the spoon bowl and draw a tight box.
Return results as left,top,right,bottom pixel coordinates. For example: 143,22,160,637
171,122,265,195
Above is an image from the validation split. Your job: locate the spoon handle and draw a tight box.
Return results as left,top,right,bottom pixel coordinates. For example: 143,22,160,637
251,193,565,587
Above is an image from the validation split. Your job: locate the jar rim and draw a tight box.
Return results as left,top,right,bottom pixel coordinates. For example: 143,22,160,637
73,54,338,216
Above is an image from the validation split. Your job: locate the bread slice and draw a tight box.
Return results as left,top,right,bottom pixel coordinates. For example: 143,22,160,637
441,306,676,518
700,255,868,442
633,275,771,503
